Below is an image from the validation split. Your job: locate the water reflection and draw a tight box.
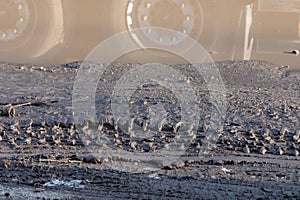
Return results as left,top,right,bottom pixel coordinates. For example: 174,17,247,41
0,0,299,68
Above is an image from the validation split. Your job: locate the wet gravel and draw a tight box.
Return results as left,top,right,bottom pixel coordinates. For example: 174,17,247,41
0,60,299,199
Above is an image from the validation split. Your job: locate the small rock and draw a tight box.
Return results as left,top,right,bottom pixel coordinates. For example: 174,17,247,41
286,149,299,156
259,147,267,155
24,137,31,145
221,167,231,173
37,138,46,144
115,139,122,145
164,159,185,169
171,159,185,169
130,141,138,149
279,127,288,139
148,173,161,179
269,139,275,145
212,159,223,165
262,187,272,193
141,143,151,152
68,139,76,146
249,131,258,140
293,130,300,142
264,136,271,141
294,149,299,156
278,147,284,155
78,155,100,164
8,138,15,144
262,129,270,138
243,145,250,154
52,136,61,145
148,142,154,148
34,188,44,193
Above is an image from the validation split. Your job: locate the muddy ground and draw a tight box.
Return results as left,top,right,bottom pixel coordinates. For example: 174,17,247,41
0,60,299,199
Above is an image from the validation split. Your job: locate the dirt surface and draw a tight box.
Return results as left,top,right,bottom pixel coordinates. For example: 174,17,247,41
0,60,299,199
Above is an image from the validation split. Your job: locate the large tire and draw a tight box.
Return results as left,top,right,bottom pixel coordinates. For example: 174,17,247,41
108,0,226,64
0,0,63,63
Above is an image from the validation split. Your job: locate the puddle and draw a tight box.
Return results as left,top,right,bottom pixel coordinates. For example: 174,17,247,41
0,0,299,67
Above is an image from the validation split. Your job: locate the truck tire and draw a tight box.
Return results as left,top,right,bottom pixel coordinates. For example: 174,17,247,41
109,0,225,63
0,0,63,63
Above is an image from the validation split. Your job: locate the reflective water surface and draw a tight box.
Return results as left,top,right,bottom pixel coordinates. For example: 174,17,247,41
0,0,299,68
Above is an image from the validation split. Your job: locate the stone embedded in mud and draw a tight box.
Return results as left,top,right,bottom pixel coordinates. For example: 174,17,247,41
52,136,61,145
68,139,76,146
24,137,31,145
262,129,270,138
287,149,299,157
163,159,185,170
78,155,100,164
130,141,138,150
259,147,267,155
148,173,161,179
171,159,185,169
293,130,300,142
248,129,257,140
294,150,299,157
0,105,15,117
37,138,46,145
115,139,122,145
278,147,284,156
243,145,250,154
279,127,289,139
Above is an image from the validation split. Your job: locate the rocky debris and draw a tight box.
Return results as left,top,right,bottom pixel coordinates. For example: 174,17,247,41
0,61,298,159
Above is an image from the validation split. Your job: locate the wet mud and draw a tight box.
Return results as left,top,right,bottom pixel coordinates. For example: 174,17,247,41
0,60,299,199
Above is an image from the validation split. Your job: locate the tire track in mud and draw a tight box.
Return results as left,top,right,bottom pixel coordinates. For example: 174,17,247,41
0,154,299,199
